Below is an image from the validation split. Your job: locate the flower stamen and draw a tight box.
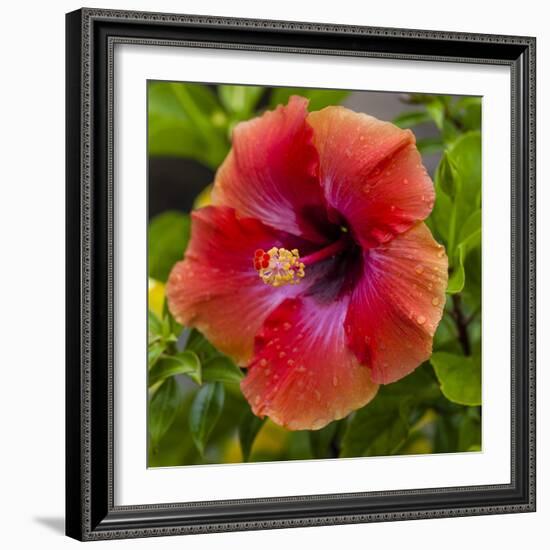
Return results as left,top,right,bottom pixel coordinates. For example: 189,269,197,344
253,247,305,287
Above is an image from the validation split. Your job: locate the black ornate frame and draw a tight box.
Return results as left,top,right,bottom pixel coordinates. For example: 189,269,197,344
65,7,536,541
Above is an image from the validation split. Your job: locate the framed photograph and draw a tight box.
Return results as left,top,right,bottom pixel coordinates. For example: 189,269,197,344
65,8,536,541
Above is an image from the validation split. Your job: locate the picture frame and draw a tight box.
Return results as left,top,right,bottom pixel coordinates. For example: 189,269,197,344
65,7,536,541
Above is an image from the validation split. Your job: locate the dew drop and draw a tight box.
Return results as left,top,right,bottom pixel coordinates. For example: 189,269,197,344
403,178,409,184
254,395,261,405
287,359,295,367
333,376,339,387
416,315,426,325
432,297,440,306
438,250,445,258
314,390,321,401
415,264,424,274
283,322,292,331
279,351,286,358
259,358,268,367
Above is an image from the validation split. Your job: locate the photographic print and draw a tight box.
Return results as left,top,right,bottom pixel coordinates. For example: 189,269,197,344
66,9,535,539
147,82,482,468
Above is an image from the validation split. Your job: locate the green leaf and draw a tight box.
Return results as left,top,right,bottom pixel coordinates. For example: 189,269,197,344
239,408,266,462
425,98,445,129
416,137,444,155
452,97,482,132
431,131,481,290
392,110,432,129
341,366,439,457
202,356,243,384
442,119,460,144
186,329,222,362
149,377,182,444
148,310,163,342
431,352,481,406
459,209,482,242
148,341,166,369
436,151,461,199
433,413,460,453
148,351,201,387
458,410,482,451
269,87,349,111
447,227,481,294
309,421,339,459
148,82,229,168
189,382,225,456
448,131,482,209
148,211,190,282
218,85,264,118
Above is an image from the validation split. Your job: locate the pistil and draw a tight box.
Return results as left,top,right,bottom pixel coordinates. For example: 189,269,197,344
253,235,349,289
300,237,349,266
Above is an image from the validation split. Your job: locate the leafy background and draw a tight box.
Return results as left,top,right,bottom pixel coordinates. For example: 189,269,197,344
147,82,482,467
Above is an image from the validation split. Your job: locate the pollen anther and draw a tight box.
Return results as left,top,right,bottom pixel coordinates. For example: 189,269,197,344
253,247,305,287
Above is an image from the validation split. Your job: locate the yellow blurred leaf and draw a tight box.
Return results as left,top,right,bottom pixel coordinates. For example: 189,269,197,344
193,184,213,209
148,278,165,318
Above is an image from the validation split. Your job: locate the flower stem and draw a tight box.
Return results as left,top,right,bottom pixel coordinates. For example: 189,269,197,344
301,237,349,266
451,294,471,356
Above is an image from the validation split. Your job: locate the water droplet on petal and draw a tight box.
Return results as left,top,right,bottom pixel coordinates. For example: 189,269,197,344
415,264,424,274
314,390,321,401
283,322,292,331
332,376,338,387
416,315,426,325
432,297,440,306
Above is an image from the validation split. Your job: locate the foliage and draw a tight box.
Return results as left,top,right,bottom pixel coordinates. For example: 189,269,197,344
147,85,482,465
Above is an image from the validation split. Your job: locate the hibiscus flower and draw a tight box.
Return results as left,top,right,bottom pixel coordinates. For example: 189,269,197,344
166,96,448,431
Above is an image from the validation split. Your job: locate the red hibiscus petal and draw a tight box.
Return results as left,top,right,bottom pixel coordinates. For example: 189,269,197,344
345,223,448,384
166,206,308,365
241,296,379,430
308,106,435,248
212,96,330,243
